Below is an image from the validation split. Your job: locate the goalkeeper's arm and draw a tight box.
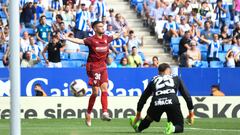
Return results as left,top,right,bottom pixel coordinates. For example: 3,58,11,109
135,81,154,123
177,77,194,125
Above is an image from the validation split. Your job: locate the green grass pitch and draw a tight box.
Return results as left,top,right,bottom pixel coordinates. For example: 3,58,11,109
0,118,240,135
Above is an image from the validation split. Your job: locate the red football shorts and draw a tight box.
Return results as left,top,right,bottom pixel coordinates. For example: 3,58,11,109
86,62,108,86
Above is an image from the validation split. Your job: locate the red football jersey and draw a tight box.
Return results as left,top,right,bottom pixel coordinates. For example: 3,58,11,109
84,35,113,68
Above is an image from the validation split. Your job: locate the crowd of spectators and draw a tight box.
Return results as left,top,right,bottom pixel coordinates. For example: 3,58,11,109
0,0,158,68
130,0,240,68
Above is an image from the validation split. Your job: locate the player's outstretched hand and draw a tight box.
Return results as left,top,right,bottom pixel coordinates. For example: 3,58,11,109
186,111,194,126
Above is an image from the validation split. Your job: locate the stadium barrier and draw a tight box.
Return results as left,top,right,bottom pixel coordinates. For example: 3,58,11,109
0,68,240,96
0,97,239,119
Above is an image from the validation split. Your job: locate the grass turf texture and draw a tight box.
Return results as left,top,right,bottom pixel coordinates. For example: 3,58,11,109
0,118,240,135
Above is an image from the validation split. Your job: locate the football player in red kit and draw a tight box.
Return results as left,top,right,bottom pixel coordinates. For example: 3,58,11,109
65,21,121,127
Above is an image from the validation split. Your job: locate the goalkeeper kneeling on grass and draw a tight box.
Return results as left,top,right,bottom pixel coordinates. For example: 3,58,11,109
129,63,194,134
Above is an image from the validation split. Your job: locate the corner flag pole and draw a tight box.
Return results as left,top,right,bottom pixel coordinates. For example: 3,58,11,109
9,0,21,134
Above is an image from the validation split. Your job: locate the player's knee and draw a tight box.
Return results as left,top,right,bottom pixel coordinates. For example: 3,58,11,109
100,83,108,92
146,115,153,122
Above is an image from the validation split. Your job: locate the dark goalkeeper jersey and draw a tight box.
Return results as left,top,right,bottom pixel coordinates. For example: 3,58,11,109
137,75,194,112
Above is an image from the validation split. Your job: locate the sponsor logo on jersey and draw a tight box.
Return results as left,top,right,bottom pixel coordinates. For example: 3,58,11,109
155,89,175,96
155,98,173,106
96,46,108,52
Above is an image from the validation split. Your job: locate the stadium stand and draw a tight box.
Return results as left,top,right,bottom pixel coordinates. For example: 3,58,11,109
0,0,240,68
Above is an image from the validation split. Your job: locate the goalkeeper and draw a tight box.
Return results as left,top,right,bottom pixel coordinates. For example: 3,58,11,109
130,63,194,134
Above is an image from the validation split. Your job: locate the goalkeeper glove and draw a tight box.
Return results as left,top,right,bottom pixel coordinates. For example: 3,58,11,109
186,111,194,125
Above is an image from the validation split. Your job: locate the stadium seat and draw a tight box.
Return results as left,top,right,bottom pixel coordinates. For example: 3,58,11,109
45,11,53,19
80,45,89,52
115,53,125,61
0,11,7,18
33,62,45,68
201,51,208,61
69,53,87,60
172,44,179,57
61,53,69,60
170,37,181,48
200,61,208,68
138,52,146,62
21,28,35,36
218,52,227,62
212,29,220,34
198,44,208,52
223,44,232,52
209,61,224,68
0,52,4,60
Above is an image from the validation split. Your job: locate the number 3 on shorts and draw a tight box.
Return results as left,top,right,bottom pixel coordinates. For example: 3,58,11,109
94,73,101,80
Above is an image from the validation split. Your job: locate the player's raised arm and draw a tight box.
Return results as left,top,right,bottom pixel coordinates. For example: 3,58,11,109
64,33,85,44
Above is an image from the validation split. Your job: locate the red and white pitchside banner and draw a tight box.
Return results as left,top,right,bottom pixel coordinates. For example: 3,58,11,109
0,97,240,119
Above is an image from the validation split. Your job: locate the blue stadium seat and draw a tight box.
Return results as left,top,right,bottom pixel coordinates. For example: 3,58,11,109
0,61,4,68
33,62,44,68
201,51,208,61
23,28,35,35
223,44,232,52
0,11,7,18
0,52,4,60
172,44,179,57
80,46,89,52
209,61,224,68
218,52,227,62
45,11,53,19
212,29,220,34
69,53,87,60
198,44,208,52
200,61,208,68
115,53,125,61
138,52,146,61
61,53,69,60
170,37,181,48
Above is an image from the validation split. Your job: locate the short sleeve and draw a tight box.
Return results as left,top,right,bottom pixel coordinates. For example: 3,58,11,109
84,37,91,46
107,35,114,43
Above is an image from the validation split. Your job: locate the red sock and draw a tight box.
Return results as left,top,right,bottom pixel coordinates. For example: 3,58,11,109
101,92,108,113
87,94,97,114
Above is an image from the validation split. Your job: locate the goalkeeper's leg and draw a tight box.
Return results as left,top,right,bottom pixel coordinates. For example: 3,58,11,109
138,115,153,132
166,105,184,133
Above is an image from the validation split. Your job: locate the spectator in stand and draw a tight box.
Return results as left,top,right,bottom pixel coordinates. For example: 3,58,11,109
189,8,202,27
36,15,52,51
61,4,74,30
52,14,63,32
182,0,192,16
20,2,36,28
150,56,159,67
26,36,41,60
64,32,80,53
179,31,191,67
107,8,115,25
232,35,240,56
219,25,232,45
74,1,91,39
143,0,157,26
32,2,44,20
21,51,40,68
235,52,240,67
110,36,128,56
233,0,240,22
233,22,240,43
225,50,235,68
34,83,47,96
89,4,97,24
214,0,228,28
95,0,107,21
175,7,186,24
210,85,225,96
105,24,115,36
0,0,9,20
128,46,143,67
143,61,150,67
149,1,164,21
112,13,129,32
186,40,201,67
200,21,213,40
163,2,179,19
198,33,228,63
199,1,211,22
42,34,65,68
107,54,117,68
59,22,69,36
179,17,191,37
189,23,200,41
3,25,9,45
126,30,143,53
20,31,30,53
48,0,63,12
162,14,179,42
118,57,130,68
